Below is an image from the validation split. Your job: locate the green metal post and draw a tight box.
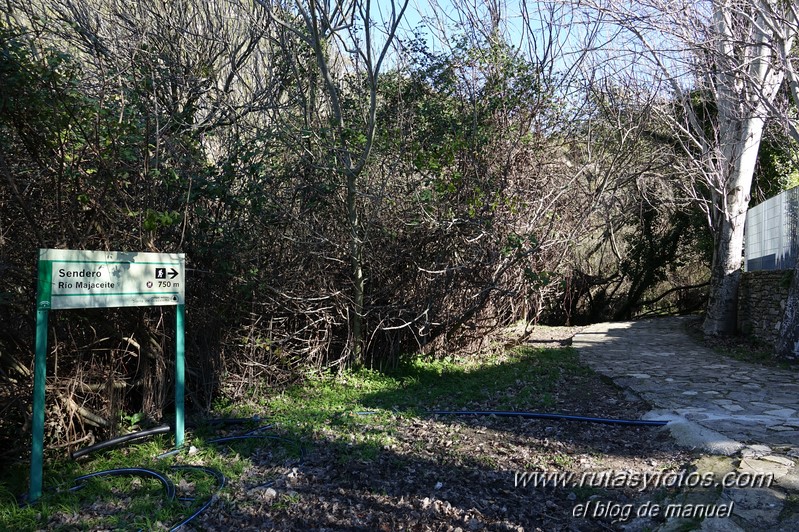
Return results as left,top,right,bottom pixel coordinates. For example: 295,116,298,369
175,303,185,447
30,255,52,502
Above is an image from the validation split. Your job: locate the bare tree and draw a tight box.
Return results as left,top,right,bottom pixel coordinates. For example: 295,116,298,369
577,0,798,335
255,0,409,366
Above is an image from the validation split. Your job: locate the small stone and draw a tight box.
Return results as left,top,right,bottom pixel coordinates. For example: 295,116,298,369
744,444,772,456
739,457,791,480
760,455,795,467
692,455,737,478
699,517,745,531
567,492,577,501
767,425,795,432
723,487,785,527
764,408,797,417
776,470,799,491
720,404,745,412
434,481,443,490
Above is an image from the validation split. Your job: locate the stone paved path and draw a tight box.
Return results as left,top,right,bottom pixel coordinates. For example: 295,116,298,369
573,316,799,448
574,317,799,531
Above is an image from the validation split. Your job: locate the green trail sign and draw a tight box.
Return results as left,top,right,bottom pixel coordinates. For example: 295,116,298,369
30,249,187,502
38,249,185,309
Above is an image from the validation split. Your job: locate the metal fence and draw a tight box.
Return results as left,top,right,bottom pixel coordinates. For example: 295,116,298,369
744,185,799,271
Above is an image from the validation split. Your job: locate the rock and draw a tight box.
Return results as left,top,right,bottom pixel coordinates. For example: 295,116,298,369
467,517,483,530
776,513,799,532
761,455,796,467
738,457,792,481
775,470,799,491
722,487,785,527
698,517,745,531
741,444,772,458
764,409,797,417
692,455,737,478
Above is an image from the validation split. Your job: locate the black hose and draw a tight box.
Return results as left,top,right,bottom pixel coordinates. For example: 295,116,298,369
71,425,172,459
168,465,226,532
154,421,277,460
188,417,263,428
429,410,669,426
170,465,226,490
61,421,281,530
70,467,176,500
156,448,183,460
243,423,275,435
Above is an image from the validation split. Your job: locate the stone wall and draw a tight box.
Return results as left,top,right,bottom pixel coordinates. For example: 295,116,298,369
737,270,792,346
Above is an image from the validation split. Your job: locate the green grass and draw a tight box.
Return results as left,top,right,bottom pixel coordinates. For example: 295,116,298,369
0,345,586,530
366,346,589,412
0,429,250,531
711,341,799,369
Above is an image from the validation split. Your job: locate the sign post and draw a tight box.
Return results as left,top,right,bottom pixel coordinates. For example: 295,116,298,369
30,249,186,502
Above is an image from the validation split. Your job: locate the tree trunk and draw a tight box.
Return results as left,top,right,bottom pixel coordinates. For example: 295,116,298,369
775,261,799,360
702,115,764,336
699,1,787,336
347,169,365,366
702,224,743,335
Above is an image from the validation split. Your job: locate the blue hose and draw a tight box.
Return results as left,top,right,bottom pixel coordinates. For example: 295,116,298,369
429,410,668,426
356,409,667,426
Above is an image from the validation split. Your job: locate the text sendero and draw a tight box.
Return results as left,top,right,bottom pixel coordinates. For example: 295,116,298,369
58,269,102,278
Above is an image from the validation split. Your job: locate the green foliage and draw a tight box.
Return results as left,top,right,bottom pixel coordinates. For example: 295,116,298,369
0,0,717,472
377,31,552,196
142,209,181,231
119,411,146,431
755,134,799,199
0,29,80,150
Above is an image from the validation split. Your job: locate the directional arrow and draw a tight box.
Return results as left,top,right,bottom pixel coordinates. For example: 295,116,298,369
169,268,179,279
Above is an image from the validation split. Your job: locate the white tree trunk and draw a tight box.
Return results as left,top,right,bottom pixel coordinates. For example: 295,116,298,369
702,114,766,335
701,0,787,335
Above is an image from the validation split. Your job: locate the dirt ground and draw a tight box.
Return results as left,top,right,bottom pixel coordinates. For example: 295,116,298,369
195,326,698,531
